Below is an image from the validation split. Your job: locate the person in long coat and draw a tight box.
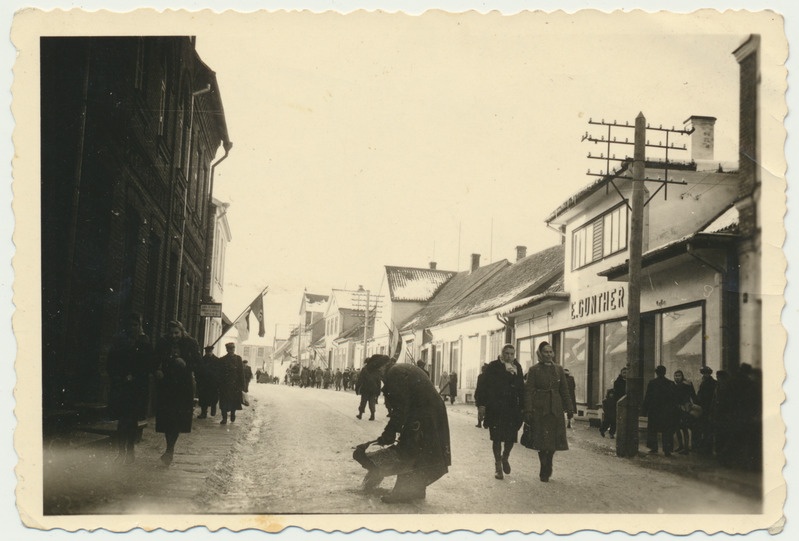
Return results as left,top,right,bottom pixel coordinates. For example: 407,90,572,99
473,363,489,428
196,346,219,418
524,341,573,482
641,365,679,456
372,356,451,503
694,366,717,454
355,357,382,420
153,320,200,466
673,369,697,454
447,371,458,405
242,360,254,392
106,311,152,464
438,371,450,399
483,344,525,480
218,342,245,424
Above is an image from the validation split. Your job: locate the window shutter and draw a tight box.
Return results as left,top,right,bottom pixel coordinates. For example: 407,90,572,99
592,218,604,261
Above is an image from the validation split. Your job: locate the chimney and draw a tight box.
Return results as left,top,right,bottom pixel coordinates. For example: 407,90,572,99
684,115,716,167
471,253,481,272
516,245,527,262
429,261,437,270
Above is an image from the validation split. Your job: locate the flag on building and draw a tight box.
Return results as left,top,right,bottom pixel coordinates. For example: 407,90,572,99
235,309,250,342
221,312,233,336
251,292,266,338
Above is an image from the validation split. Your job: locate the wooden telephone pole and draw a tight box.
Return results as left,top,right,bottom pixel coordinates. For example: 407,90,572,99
582,113,692,457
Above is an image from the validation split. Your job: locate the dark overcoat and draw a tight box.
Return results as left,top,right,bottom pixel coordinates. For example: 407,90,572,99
218,353,245,411
196,353,220,407
355,363,382,397
641,376,679,431
106,330,152,422
154,335,200,433
482,358,525,442
524,361,573,451
380,363,451,485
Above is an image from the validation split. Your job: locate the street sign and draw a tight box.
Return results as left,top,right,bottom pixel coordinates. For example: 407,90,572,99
199,302,222,317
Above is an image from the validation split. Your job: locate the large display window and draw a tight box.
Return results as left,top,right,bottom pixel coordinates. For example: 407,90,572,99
659,304,704,383
602,320,628,394
561,328,587,404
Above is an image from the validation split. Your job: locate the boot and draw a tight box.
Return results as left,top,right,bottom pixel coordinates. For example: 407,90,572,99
160,449,174,466
368,413,375,421
220,414,228,425
356,412,363,420
501,454,511,475
230,412,236,423
545,452,554,480
538,453,549,482
494,460,504,480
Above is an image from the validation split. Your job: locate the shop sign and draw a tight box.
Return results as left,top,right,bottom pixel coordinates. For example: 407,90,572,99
570,285,626,320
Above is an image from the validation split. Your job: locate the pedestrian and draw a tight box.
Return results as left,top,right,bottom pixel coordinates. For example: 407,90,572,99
482,344,525,480
334,368,343,391
342,369,351,391
448,371,458,405
153,320,200,466
473,363,488,428
368,355,451,503
563,368,577,428
106,311,152,464
641,365,679,456
438,371,450,400
599,388,617,438
613,366,628,403
196,346,220,418
242,359,254,392
524,341,573,483
673,369,697,455
355,358,382,420
323,367,332,389
218,342,245,424
694,366,717,454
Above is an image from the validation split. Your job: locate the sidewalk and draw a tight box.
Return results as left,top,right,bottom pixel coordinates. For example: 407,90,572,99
444,401,762,500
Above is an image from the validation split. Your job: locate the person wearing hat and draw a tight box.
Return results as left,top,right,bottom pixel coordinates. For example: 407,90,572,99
196,346,220,419
153,320,200,466
695,366,717,455
218,342,245,424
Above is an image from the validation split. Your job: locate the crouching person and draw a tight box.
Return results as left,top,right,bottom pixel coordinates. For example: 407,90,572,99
355,355,451,504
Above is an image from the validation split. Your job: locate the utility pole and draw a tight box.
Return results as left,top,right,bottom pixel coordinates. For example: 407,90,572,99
582,114,692,458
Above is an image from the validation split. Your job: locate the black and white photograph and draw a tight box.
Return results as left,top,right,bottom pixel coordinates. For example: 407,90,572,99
5,3,794,538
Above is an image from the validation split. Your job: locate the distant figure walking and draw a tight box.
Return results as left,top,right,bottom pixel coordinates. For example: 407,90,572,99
196,346,220,419
218,342,245,424
355,357,382,420
473,363,489,428
106,311,152,464
153,320,200,466
447,371,458,405
438,371,450,400
599,388,617,438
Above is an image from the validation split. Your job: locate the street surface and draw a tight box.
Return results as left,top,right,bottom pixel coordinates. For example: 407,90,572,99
43,383,761,515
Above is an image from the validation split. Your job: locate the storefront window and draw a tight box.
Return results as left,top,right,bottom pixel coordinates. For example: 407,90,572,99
516,337,533,373
561,329,587,404
603,320,628,394
659,305,704,383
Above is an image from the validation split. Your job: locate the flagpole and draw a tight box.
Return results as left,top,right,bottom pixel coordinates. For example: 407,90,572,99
209,285,269,348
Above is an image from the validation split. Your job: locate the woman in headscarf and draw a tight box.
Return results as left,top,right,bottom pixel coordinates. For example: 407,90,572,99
524,341,573,482
482,344,525,480
153,320,200,466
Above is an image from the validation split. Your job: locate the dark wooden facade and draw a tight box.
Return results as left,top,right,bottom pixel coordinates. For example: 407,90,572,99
41,37,231,410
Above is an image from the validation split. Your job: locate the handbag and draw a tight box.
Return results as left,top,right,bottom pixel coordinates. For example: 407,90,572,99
520,422,535,449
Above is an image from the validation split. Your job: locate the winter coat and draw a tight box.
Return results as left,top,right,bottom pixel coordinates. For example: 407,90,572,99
641,375,679,431
153,335,200,434
696,376,717,418
218,353,245,410
473,372,489,407
482,358,525,442
106,330,152,422
448,373,458,398
612,373,627,402
195,353,220,407
524,361,573,451
379,363,451,485
243,364,254,392
565,373,577,409
355,363,382,397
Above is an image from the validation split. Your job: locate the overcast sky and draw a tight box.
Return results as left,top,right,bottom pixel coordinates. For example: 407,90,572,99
191,11,751,344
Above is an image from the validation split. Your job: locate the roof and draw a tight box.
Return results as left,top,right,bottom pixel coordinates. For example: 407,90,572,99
401,259,509,331
303,292,329,313
437,245,565,323
329,289,371,312
545,160,719,224
599,204,740,280
385,266,457,302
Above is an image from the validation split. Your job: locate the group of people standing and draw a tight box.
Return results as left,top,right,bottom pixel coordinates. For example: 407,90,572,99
106,313,253,466
474,342,574,483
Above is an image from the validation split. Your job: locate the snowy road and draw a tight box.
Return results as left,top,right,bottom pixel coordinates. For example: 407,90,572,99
199,383,761,515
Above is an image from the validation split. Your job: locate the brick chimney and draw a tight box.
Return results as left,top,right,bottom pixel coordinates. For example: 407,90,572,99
471,253,481,272
684,115,716,169
429,261,437,270
516,245,527,262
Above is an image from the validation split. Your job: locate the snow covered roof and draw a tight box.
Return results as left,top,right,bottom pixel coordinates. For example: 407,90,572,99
303,292,329,312
385,266,457,302
438,245,565,323
701,205,739,234
401,260,509,331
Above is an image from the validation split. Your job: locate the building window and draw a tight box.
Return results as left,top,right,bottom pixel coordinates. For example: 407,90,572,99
572,203,628,270
562,328,587,404
659,305,704,380
602,320,628,393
